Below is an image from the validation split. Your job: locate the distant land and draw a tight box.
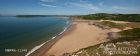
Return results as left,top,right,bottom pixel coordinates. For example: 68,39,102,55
15,15,75,17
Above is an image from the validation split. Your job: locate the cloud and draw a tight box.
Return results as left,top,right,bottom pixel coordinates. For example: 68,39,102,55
99,2,104,6
67,2,99,11
112,6,129,10
40,0,55,2
40,3,57,7
39,0,102,11
79,0,88,3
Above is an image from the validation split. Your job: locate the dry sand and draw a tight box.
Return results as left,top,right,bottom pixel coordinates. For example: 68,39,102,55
100,20,130,23
44,21,111,56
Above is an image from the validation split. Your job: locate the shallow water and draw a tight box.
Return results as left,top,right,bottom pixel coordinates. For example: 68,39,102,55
0,16,70,56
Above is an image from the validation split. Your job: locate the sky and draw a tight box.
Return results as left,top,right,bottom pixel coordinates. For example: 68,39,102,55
0,0,140,15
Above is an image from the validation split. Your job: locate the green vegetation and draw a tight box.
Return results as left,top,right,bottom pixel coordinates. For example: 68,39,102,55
100,21,126,29
126,22,140,28
118,28,140,41
79,13,140,22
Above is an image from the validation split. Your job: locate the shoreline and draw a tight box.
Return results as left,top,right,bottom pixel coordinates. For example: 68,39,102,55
28,18,75,56
45,19,111,56
28,18,128,56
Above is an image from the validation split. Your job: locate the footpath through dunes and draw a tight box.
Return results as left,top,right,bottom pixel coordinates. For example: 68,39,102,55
44,20,111,56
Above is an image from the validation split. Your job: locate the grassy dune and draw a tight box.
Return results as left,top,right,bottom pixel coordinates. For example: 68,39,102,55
70,28,140,56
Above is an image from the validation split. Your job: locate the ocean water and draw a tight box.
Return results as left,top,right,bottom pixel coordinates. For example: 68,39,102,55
0,16,70,56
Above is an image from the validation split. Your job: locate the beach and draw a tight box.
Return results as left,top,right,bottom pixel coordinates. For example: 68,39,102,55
44,19,112,56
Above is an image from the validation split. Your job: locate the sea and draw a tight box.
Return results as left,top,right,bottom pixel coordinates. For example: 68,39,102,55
0,16,71,56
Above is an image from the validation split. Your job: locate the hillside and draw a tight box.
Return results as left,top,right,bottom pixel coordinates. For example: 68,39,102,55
78,13,140,22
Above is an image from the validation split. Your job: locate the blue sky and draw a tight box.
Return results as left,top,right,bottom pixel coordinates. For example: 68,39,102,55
0,0,140,15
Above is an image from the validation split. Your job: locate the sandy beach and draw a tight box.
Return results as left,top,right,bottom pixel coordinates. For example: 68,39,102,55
44,20,112,56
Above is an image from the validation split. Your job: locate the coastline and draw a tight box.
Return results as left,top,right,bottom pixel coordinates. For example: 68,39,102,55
45,19,111,56
27,17,131,56
28,18,128,56
28,18,74,56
